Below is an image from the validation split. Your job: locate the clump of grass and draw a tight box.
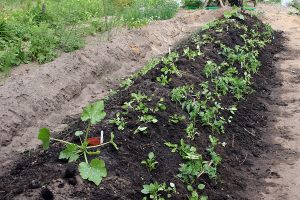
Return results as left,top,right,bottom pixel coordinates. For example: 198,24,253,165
120,0,179,28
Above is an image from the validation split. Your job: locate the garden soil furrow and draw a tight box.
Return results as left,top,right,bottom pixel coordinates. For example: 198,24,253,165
0,12,284,200
0,9,225,174
243,4,300,200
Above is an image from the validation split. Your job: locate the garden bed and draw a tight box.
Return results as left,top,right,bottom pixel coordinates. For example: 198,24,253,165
0,11,284,200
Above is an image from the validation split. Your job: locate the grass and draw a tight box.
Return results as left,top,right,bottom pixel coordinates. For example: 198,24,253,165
0,0,179,73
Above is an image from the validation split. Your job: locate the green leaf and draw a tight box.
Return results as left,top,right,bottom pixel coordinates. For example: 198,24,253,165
200,195,208,200
109,132,119,150
38,128,50,150
78,159,107,186
75,131,84,137
59,144,80,162
148,152,155,159
187,185,193,192
198,183,205,190
87,150,101,155
81,101,106,125
141,185,150,194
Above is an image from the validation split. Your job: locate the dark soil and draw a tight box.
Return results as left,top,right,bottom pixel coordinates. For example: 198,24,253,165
0,15,284,200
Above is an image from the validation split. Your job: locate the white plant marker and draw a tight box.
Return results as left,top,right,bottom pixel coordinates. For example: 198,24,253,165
100,130,104,144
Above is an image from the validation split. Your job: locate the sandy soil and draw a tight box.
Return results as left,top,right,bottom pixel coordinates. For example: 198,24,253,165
0,9,226,174
250,4,300,200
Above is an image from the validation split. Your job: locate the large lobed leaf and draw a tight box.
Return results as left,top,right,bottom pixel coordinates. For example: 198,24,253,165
78,158,107,186
38,128,50,150
81,101,106,125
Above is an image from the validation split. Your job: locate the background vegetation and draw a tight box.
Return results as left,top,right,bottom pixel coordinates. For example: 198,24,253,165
0,0,179,73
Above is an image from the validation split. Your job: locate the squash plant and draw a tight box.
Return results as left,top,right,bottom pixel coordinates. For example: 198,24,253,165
38,101,118,185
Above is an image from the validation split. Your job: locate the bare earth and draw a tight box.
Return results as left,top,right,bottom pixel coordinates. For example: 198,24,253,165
252,4,300,200
0,9,225,174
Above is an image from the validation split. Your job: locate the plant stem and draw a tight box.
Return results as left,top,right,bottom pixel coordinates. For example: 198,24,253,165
196,160,213,179
83,151,88,163
50,138,74,145
85,122,91,141
86,141,110,149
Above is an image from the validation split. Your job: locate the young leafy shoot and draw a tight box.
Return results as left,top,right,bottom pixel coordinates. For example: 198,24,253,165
38,100,114,186
141,152,158,171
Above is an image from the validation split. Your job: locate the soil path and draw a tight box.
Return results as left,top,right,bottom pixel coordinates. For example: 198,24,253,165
254,4,300,200
0,9,225,174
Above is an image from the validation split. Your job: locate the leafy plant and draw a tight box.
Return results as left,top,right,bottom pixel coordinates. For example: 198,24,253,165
169,114,186,124
203,61,219,78
183,47,202,60
224,7,245,20
134,125,148,134
139,114,158,124
38,101,118,185
154,98,167,112
185,123,198,140
136,102,150,114
156,74,172,86
141,182,176,200
109,112,127,131
141,152,158,171
131,91,151,103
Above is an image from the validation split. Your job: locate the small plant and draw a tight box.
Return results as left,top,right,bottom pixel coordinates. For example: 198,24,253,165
156,74,172,86
185,123,198,140
141,182,176,200
134,125,148,134
203,61,219,78
169,114,186,124
141,152,158,171
120,77,134,89
183,47,202,60
131,91,151,103
136,102,150,114
109,112,127,131
139,114,158,124
154,98,167,112
38,101,118,185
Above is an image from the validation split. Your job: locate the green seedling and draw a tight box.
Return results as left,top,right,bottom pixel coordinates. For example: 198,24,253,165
161,63,181,76
154,98,167,112
120,77,134,89
187,184,207,200
203,61,219,78
183,47,202,60
134,126,148,134
122,101,134,114
131,92,151,103
185,123,198,140
109,112,127,131
162,51,179,65
38,101,118,185
141,182,176,200
169,114,186,124
136,102,150,114
139,114,158,124
141,152,158,171
156,74,172,86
